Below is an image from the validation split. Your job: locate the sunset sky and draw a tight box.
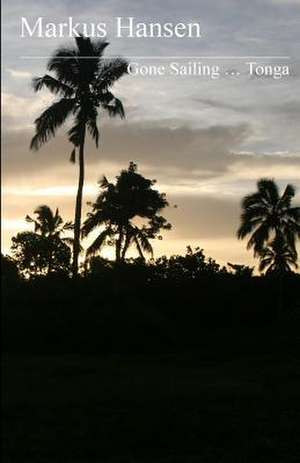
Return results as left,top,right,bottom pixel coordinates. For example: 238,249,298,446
2,0,300,269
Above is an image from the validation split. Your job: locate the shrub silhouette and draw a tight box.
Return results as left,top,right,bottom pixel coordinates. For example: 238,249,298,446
11,206,72,277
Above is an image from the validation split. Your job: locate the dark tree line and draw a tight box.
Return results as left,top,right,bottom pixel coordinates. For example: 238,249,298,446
5,169,300,280
3,173,300,355
7,163,172,277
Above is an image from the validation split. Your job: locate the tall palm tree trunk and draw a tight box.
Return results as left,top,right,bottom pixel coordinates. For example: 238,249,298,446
47,240,53,276
115,224,124,263
121,228,131,261
72,128,86,277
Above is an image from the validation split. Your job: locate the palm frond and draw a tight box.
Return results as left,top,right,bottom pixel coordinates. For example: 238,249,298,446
96,58,128,90
93,40,109,56
259,256,272,273
32,75,74,97
70,148,76,163
247,221,270,255
81,211,106,238
257,178,279,204
98,176,110,188
87,118,99,147
285,207,300,237
102,97,125,119
135,229,153,256
280,183,296,208
25,214,34,224
75,35,101,82
47,48,80,87
86,228,112,256
30,98,76,150
241,192,268,210
237,216,262,239
63,221,74,231
133,235,145,260
86,106,99,146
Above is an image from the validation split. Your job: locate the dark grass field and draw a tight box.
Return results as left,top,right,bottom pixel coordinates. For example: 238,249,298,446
2,330,300,463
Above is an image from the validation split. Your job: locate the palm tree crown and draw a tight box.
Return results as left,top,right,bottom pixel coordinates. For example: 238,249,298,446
26,205,72,237
259,235,298,275
237,178,300,257
30,35,127,153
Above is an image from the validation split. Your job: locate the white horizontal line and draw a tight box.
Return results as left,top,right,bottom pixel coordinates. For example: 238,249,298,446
20,55,291,59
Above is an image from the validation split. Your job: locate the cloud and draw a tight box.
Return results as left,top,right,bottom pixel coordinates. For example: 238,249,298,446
2,121,251,181
2,92,52,129
6,68,32,79
3,120,299,192
196,98,248,112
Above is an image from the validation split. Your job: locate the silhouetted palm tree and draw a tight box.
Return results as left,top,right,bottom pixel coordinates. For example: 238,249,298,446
30,35,128,276
26,205,72,238
82,163,171,262
238,178,300,257
121,224,153,261
83,221,154,261
26,205,73,274
259,235,298,275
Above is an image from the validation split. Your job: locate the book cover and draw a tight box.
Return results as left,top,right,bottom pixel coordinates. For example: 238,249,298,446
2,1,300,462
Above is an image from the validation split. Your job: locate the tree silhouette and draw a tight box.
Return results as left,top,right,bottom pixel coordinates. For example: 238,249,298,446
227,263,254,278
11,232,71,277
11,232,45,276
30,35,128,277
1,254,19,285
154,246,226,281
12,206,72,277
82,162,171,262
237,179,300,258
26,205,73,274
26,205,72,238
259,235,298,275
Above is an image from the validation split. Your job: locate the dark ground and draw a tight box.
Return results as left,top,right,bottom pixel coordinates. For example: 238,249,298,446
2,268,300,461
2,327,300,463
